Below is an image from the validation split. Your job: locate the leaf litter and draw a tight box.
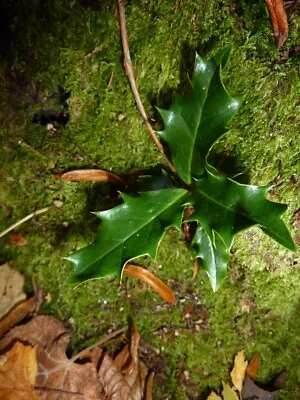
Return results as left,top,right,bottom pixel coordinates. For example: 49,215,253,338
0,267,288,399
207,351,281,400
0,315,153,400
0,266,153,399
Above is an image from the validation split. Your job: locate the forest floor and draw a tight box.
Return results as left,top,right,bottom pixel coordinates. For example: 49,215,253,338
0,0,299,398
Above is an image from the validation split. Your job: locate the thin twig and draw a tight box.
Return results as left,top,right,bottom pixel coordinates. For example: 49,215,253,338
71,325,127,362
0,207,49,239
117,0,176,174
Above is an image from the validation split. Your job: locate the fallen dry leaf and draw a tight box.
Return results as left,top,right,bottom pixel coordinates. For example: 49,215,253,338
0,315,152,400
114,323,149,399
0,263,26,318
0,342,38,400
246,353,260,380
222,382,239,400
242,376,278,400
0,297,37,338
230,350,248,393
265,0,289,48
0,315,104,399
124,264,176,304
59,169,125,186
4,233,28,247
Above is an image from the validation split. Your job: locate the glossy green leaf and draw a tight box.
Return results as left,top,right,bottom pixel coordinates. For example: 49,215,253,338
66,188,187,284
66,48,295,292
188,171,296,289
157,49,240,183
192,226,230,292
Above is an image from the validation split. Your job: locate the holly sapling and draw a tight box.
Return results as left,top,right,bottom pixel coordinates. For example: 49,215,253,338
65,48,295,292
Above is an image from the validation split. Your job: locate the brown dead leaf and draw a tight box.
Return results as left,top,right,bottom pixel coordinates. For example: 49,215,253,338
124,264,176,304
59,169,125,186
230,350,248,393
246,353,260,380
182,206,196,242
4,233,28,247
114,323,150,399
0,315,152,400
0,297,37,338
242,376,278,400
292,209,300,230
0,263,26,318
265,0,289,48
0,342,38,400
0,315,101,399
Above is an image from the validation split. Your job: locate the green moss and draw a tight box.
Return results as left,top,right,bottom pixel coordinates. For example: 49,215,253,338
0,0,299,398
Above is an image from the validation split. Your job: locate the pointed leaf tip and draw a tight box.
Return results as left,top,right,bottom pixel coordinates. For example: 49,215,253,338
66,189,187,285
159,50,240,184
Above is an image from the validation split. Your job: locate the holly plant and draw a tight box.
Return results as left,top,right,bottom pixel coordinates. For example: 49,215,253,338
65,48,295,291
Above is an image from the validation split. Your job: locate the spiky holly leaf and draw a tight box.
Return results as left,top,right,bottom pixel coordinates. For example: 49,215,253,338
66,189,187,284
188,172,296,290
157,48,240,184
65,48,295,292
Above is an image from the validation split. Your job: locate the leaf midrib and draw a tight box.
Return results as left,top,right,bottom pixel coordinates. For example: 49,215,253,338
195,183,260,235
188,76,213,180
195,185,285,242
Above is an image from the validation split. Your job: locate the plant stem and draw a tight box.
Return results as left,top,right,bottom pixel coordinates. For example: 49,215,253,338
117,0,176,174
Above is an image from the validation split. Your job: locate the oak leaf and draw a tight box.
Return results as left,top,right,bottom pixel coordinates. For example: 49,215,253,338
0,316,152,400
0,342,38,400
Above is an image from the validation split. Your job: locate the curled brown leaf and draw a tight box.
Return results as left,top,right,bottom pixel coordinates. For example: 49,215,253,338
265,0,289,48
246,353,261,380
4,233,28,247
124,264,176,304
59,169,125,186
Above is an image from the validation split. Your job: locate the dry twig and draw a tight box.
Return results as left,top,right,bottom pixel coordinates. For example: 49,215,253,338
117,0,176,174
0,207,49,239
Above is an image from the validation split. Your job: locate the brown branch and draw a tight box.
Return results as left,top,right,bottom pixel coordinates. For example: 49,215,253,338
0,207,49,239
117,0,176,174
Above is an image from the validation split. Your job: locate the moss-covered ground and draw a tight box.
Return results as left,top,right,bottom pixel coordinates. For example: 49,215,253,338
0,0,299,398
